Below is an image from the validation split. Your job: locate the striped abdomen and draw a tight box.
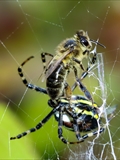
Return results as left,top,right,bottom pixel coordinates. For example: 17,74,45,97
46,64,68,101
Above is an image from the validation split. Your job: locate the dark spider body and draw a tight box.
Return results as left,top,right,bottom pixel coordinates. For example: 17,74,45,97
10,95,116,144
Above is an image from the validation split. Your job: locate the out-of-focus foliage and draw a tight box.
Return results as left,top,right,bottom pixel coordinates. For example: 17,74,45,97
0,102,40,159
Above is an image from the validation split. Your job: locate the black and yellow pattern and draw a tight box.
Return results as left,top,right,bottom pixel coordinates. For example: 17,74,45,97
10,95,116,144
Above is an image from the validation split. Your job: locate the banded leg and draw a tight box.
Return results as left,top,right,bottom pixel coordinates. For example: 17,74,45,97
71,65,92,91
77,110,116,144
59,103,116,144
58,105,83,144
58,105,107,144
18,56,47,95
41,52,54,70
10,105,60,140
58,107,68,144
73,119,82,141
72,51,97,92
73,66,93,103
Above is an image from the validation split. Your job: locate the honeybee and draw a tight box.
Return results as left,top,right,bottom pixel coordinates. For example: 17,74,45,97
41,30,105,103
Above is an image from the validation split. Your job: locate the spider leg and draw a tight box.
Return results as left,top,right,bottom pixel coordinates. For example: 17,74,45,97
71,65,93,91
41,52,54,70
68,126,105,144
58,106,68,144
71,51,97,91
73,66,93,103
68,108,116,144
72,51,97,98
72,119,81,141
58,104,107,144
18,56,47,95
58,105,82,144
10,105,60,140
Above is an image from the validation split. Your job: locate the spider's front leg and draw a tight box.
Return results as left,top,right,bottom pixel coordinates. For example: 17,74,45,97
10,105,60,140
58,105,83,144
73,66,93,103
71,50,97,92
18,56,47,95
41,52,54,71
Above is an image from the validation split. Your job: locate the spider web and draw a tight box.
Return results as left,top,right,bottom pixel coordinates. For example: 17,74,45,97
0,1,120,160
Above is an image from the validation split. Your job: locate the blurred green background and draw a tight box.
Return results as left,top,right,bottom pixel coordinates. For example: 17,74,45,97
0,1,120,160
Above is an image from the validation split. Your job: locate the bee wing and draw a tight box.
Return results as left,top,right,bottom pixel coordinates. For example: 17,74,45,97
39,57,54,82
45,49,73,79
